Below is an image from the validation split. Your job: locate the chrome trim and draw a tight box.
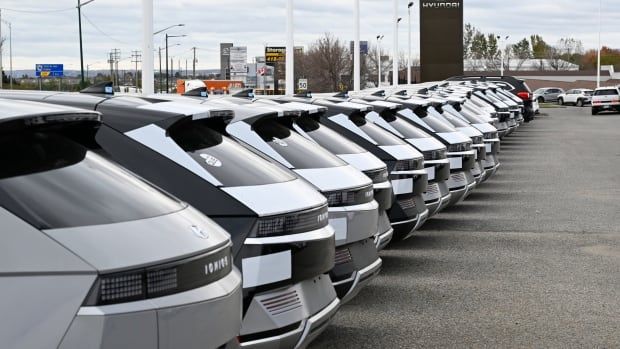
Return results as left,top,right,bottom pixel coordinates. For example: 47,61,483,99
338,258,382,304
295,298,341,348
327,200,379,213
376,227,394,251
244,225,334,245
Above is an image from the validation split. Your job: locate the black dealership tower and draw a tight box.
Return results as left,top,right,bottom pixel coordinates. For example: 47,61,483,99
420,0,464,82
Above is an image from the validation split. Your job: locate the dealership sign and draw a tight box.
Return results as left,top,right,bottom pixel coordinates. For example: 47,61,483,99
230,47,248,73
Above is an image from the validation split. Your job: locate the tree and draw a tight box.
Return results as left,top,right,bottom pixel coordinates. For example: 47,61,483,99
510,38,532,71
463,23,475,59
304,33,351,92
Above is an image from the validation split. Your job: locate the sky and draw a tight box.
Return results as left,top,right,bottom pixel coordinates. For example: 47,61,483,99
0,0,618,71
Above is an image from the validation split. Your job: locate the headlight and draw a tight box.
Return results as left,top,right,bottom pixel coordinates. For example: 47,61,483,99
470,136,484,144
421,148,447,160
483,131,498,139
324,185,374,207
83,246,233,306
256,204,329,237
393,158,423,171
363,167,389,184
448,142,472,152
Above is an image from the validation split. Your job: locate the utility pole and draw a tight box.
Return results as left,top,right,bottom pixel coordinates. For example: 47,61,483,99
407,2,413,85
185,59,188,79
131,50,142,88
8,21,11,89
192,47,197,78
108,51,114,86
76,0,94,87
158,47,162,92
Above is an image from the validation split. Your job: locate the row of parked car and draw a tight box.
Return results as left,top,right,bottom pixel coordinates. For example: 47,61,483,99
0,76,534,349
530,85,620,115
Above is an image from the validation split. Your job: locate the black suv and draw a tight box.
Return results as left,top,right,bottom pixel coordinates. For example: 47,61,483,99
447,75,535,122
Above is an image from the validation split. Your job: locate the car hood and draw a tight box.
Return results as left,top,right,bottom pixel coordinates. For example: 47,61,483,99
44,206,231,273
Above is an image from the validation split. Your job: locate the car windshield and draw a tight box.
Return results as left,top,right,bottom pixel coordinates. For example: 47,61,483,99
384,114,434,139
0,132,184,229
169,118,296,186
254,118,347,169
422,107,459,132
293,116,366,155
594,89,619,96
441,105,474,127
352,113,408,145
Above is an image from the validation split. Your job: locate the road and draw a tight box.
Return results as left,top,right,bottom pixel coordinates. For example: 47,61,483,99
310,107,620,348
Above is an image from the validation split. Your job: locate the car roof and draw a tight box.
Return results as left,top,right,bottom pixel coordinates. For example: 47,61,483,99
0,98,98,123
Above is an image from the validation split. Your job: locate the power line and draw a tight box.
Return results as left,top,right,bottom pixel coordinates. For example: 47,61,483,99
0,6,73,14
81,12,128,44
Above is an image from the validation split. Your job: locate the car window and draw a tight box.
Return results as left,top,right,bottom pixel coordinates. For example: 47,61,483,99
253,118,347,169
584,90,593,96
169,118,297,186
594,89,620,96
350,114,408,146
0,132,185,229
293,116,367,154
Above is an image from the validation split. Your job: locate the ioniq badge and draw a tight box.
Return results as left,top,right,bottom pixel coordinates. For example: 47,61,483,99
272,137,288,147
191,225,209,239
200,153,222,167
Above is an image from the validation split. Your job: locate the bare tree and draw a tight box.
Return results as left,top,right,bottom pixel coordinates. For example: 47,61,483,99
304,33,351,92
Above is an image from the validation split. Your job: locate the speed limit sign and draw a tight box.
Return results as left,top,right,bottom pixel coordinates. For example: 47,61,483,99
298,79,308,90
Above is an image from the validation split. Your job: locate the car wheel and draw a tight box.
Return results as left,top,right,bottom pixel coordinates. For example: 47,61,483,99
576,99,583,107
558,98,564,105
537,97,545,103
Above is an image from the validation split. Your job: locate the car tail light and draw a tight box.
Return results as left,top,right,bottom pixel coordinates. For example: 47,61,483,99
83,245,233,306
256,204,329,237
517,92,531,100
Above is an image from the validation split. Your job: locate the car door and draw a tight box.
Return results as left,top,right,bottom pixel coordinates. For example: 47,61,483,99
551,89,563,101
565,90,576,104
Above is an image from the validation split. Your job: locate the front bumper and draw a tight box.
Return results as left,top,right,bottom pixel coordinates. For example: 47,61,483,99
446,171,476,205
375,209,393,251
390,194,428,240
330,237,380,302
423,180,451,216
61,270,243,349
332,242,382,304
329,201,379,246
239,276,339,349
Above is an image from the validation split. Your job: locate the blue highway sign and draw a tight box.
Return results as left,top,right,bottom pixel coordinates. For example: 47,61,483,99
35,64,64,78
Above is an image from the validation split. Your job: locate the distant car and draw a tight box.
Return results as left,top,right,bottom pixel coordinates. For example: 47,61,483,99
591,86,620,115
557,89,593,107
446,75,536,122
533,87,564,103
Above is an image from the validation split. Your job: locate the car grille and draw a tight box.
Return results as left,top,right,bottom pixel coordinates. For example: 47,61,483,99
334,248,353,265
450,172,466,182
422,148,447,160
425,183,439,195
398,197,417,210
260,290,302,316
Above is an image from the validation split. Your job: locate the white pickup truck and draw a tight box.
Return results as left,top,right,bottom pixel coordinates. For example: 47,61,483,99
591,86,620,115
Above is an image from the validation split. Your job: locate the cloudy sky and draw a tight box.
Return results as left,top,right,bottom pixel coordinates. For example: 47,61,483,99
0,0,618,71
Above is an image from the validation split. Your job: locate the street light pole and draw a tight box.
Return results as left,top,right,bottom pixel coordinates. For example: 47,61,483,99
158,47,162,92
407,2,413,85
377,35,383,87
285,0,294,95
597,0,602,88
142,0,154,94
353,0,360,92
165,34,169,92
393,0,400,87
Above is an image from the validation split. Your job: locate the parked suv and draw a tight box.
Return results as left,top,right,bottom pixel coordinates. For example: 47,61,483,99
558,89,593,107
0,99,243,349
591,86,620,115
533,87,564,103
446,76,535,121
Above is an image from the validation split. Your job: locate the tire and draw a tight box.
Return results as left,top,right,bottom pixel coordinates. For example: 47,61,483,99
537,97,545,103
576,99,583,107
591,108,598,115
558,98,564,105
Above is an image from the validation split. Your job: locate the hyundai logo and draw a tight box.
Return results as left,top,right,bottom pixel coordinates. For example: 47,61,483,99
200,153,222,167
422,1,460,9
191,225,209,239
272,137,288,147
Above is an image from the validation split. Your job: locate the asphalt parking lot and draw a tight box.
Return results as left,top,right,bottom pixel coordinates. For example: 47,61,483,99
310,107,620,348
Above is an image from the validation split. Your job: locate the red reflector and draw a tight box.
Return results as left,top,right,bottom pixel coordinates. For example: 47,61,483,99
517,92,530,100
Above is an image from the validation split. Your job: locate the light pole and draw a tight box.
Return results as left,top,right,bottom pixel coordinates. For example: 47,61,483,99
407,2,413,85
597,0,602,88
377,35,384,87
393,0,400,86
353,0,361,92
165,34,186,92
77,0,95,87
153,23,184,92
498,35,509,77
285,0,294,95
394,17,402,86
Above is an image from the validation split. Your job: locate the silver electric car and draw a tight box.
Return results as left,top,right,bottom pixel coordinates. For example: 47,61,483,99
0,99,242,349
0,89,340,349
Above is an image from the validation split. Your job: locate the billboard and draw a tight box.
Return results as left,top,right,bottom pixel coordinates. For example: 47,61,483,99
220,43,233,79
349,41,369,55
230,46,248,73
265,47,286,63
420,0,463,82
